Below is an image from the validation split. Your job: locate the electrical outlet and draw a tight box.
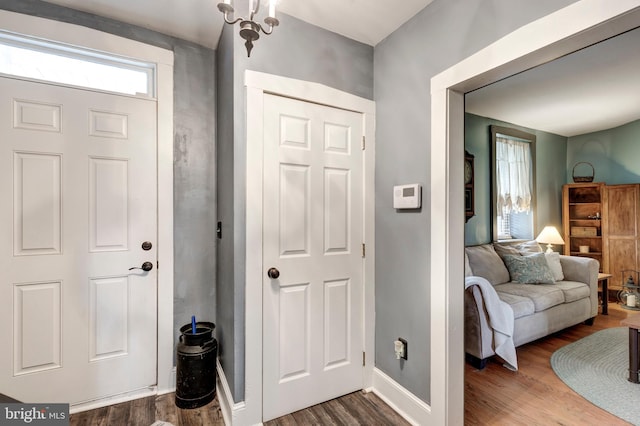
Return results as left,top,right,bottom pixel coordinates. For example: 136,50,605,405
399,338,408,360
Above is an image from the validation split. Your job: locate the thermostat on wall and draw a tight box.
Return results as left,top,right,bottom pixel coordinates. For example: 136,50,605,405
393,184,421,209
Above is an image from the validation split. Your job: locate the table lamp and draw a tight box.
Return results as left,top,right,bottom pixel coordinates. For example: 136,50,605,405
536,226,565,253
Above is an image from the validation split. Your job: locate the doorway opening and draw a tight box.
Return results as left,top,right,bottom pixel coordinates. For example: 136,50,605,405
431,3,640,424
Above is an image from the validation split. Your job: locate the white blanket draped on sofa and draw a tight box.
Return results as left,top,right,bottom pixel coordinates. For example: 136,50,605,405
465,276,518,371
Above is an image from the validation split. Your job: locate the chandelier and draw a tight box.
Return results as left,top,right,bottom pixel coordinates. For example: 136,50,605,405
217,0,279,57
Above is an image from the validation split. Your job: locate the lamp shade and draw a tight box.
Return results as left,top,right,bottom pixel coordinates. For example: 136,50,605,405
536,226,565,245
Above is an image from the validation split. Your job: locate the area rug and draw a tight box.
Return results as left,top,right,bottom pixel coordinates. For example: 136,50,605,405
551,327,640,424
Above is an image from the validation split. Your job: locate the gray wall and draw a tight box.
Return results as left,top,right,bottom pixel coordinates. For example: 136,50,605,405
215,22,241,402
464,113,568,246
215,7,373,401
9,0,589,410
3,0,218,357
568,119,640,184
373,0,579,403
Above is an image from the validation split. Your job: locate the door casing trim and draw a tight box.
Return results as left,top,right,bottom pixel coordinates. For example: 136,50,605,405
0,9,175,403
242,70,375,424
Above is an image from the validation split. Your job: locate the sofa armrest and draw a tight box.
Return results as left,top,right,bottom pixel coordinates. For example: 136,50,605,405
464,286,496,362
559,255,599,316
559,255,599,283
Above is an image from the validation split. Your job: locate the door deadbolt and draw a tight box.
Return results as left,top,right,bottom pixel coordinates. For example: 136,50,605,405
142,241,152,251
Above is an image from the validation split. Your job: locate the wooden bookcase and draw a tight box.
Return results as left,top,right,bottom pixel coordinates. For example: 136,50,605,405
562,183,606,272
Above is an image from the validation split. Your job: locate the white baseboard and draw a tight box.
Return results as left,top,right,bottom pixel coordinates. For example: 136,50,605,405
216,360,258,426
216,360,234,426
216,363,429,425
371,368,431,426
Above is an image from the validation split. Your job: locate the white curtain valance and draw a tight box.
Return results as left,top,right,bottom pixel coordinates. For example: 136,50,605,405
496,136,531,213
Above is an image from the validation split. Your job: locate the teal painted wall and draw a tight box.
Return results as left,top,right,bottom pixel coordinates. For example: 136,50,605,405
464,113,568,246
567,119,640,184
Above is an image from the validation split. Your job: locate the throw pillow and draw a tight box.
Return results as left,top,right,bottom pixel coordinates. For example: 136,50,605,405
493,243,521,259
502,252,556,284
544,252,564,281
517,240,543,255
465,244,511,285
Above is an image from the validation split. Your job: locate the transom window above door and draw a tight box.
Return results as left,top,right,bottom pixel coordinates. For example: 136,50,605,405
0,32,155,97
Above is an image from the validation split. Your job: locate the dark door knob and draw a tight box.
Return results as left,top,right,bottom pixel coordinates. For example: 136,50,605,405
129,261,153,272
267,267,280,279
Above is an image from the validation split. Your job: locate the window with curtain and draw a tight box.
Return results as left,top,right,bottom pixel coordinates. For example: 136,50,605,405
491,126,536,241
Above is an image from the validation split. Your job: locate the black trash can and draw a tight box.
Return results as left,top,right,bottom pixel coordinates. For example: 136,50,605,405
175,321,217,409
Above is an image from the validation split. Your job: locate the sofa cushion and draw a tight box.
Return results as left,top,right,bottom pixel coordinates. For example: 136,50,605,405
494,283,565,312
517,240,543,254
502,253,556,284
495,292,535,319
465,244,510,285
545,252,564,281
493,243,521,259
553,280,590,303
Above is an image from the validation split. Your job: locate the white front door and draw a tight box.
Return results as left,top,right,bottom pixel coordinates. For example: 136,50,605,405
262,94,364,421
0,76,158,405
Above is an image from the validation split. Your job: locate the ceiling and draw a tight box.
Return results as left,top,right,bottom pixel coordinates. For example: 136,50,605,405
41,0,433,48
466,26,640,137
40,1,638,138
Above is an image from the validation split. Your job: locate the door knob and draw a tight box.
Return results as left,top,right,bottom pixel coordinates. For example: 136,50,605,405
129,261,153,272
267,267,280,279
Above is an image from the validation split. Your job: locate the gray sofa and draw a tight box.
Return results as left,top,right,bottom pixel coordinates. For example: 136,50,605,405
464,241,599,369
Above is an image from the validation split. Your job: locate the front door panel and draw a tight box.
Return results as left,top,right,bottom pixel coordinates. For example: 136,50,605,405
0,76,157,405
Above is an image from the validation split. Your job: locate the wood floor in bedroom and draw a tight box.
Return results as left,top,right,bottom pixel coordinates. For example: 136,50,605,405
465,301,632,425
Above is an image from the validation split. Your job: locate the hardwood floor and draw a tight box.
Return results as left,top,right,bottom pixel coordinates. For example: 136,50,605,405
69,390,407,425
72,303,631,425
70,393,223,426
465,302,634,426
263,391,409,426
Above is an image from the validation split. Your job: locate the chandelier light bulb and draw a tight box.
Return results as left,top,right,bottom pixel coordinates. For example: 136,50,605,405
268,0,276,18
